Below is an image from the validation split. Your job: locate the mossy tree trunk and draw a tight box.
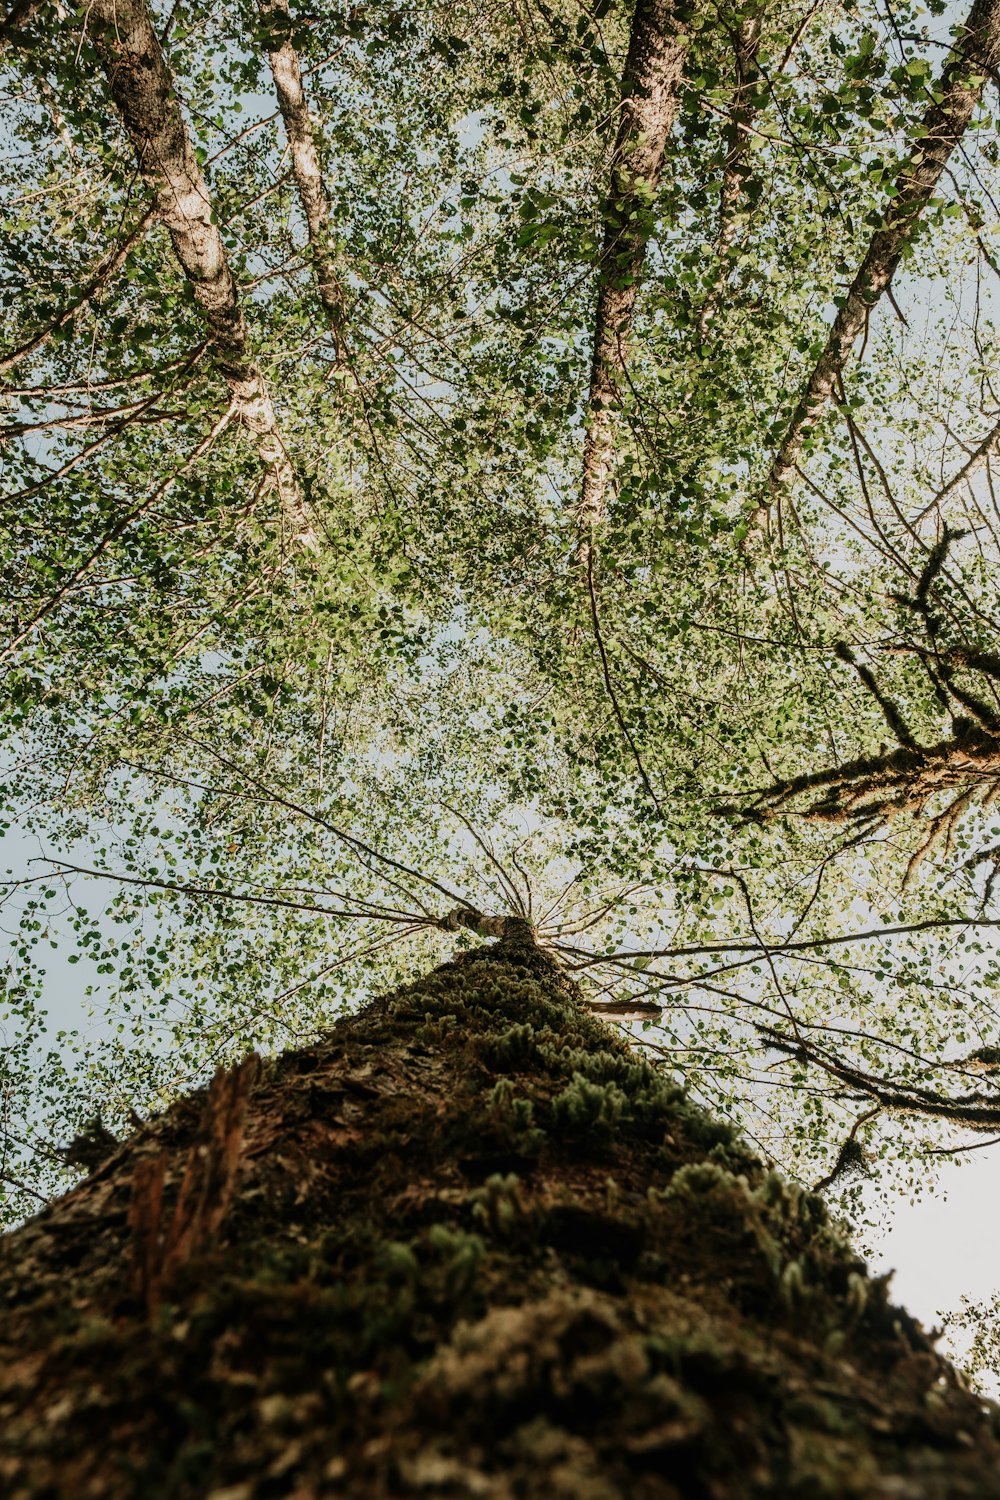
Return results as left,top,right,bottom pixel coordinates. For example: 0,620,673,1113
1,930,999,1498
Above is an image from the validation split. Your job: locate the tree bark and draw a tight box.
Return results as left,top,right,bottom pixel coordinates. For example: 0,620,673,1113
259,0,349,366
759,0,1000,522
87,0,318,550
2,931,1000,1497
577,0,688,574
697,13,762,342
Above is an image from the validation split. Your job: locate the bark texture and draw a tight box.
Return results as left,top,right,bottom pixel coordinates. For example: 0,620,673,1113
2,933,1000,1498
0,0,42,50
697,14,762,342
577,0,688,572
260,0,349,365
760,0,1000,519
87,0,317,549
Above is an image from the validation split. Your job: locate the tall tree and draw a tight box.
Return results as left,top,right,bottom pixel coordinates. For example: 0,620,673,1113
696,10,762,341
758,0,1000,524
6,0,1000,1380
3,929,1000,1498
258,0,349,363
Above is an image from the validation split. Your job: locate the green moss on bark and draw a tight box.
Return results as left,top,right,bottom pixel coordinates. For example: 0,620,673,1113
0,936,998,1498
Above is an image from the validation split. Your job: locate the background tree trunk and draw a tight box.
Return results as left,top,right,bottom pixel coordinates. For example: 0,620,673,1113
760,0,1000,516
88,0,318,550
576,0,688,574
1,931,999,1498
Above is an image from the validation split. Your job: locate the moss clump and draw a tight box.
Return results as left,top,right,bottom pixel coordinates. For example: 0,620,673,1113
551,1072,629,1139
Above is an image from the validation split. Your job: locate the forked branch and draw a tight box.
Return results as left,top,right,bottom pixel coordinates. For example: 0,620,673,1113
721,537,1000,881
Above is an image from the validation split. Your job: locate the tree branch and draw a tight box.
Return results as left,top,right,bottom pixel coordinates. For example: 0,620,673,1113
756,0,1000,524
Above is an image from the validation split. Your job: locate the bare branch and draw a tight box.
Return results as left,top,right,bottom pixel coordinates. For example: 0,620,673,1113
766,1023,1000,1132
36,858,433,926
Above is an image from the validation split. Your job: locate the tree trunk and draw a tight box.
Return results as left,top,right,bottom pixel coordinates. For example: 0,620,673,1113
697,13,762,342
87,0,318,550
0,0,41,50
2,931,999,1498
577,0,688,574
259,0,350,366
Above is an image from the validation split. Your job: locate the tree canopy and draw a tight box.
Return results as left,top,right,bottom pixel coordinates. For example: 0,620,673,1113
5,0,1000,1307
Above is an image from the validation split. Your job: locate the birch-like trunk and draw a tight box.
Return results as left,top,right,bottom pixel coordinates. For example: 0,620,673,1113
88,0,318,550
576,0,688,573
759,0,1000,520
259,0,349,365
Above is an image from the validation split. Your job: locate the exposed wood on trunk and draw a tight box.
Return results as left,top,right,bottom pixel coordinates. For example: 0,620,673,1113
576,0,688,573
87,0,318,550
697,13,762,341
439,907,538,944
129,1054,260,1318
259,0,349,365
757,0,1000,526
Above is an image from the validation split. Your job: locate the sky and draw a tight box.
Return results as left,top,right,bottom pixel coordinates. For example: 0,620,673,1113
871,1150,1000,1391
